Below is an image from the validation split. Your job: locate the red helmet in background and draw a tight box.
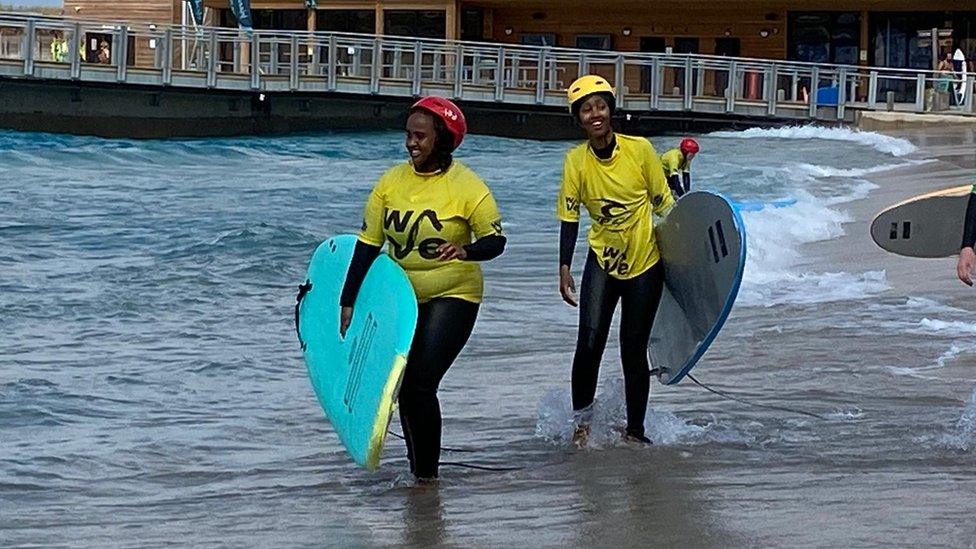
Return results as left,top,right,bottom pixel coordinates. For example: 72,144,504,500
411,96,468,150
680,138,700,155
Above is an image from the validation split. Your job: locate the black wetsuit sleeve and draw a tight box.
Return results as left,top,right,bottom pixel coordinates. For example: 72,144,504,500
963,192,976,249
682,172,691,194
560,221,579,268
339,240,381,307
463,234,507,261
667,174,684,198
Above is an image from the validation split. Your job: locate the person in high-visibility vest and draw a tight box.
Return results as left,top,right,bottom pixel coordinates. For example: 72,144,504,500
50,33,68,63
660,138,700,198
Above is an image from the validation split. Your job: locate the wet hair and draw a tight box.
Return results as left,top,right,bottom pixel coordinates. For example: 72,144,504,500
408,107,455,173
571,92,616,124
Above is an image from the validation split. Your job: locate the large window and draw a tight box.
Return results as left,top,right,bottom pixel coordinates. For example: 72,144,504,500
787,12,860,65
576,34,612,51
318,10,375,34
220,9,305,30
520,33,556,47
251,10,307,31
383,10,445,39
869,12,976,70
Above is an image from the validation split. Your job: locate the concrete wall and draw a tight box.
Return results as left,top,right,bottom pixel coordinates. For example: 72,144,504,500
0,77,784,139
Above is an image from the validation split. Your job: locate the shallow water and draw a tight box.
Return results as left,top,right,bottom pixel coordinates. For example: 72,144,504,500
2,126,976,547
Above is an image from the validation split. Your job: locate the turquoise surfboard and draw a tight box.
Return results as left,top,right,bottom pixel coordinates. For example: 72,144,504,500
296,234,418,470
650,191,747,385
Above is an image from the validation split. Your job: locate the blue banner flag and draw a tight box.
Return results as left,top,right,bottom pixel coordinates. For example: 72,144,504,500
187,0,204,26
229,0,253,30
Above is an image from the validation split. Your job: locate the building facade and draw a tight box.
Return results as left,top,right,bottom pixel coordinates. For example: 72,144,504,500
60,0,976,71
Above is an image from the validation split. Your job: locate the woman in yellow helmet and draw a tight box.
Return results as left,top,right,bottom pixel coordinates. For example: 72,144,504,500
557,75,675,445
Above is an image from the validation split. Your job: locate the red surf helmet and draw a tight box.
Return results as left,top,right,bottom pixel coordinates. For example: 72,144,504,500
411,96,468,150
680,138,700,155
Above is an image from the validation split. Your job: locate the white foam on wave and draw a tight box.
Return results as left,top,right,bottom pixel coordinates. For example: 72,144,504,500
915,318,976,336
905,296,967,315
722,126,907,308
936,343,976,368
535,378,754,448
883,365,941,379
736,189,889,307
935,388,976,451
794,162,905,180
825,407,864,421
711,125,918,156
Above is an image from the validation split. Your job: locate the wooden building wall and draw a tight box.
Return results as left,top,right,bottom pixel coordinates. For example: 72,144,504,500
488,5,787,58
203,0,458,38
484,1,969,57
51,0,972,78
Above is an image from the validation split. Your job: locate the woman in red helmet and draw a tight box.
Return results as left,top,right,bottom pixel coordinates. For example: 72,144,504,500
660,138,700,198
339,96,506,483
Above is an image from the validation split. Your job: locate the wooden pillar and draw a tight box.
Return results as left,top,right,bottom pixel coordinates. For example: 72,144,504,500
375,2,383,36
307,7,316,59
241,36,250,73
857,10,871,101
445,0,457,41
860,10,869,66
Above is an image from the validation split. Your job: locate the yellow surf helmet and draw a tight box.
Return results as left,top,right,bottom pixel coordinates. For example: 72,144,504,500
567,75,616,114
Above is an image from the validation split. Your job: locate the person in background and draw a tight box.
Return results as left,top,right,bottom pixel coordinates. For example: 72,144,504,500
50,32,67,63
936,52,955,110
660,138,700,199
97,40,111,64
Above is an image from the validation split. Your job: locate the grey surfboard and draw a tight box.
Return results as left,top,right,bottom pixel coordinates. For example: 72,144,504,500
649,191,747,386
870,185,970,258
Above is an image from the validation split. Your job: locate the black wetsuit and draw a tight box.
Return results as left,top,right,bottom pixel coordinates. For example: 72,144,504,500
666,173,691,198
340,236,504,478
963,191,976,250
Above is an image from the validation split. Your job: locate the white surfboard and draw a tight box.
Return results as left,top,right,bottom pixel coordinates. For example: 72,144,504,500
954,49,969,105
870,185,971,258
649,191,747,385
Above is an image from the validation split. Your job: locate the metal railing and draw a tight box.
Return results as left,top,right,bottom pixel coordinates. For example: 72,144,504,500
2,12,975,122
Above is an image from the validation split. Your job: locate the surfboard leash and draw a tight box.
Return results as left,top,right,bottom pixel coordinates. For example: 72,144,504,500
685,373,828,421
294,280,312,351
387,430,477,453
386,430,525,472
438,461,524,472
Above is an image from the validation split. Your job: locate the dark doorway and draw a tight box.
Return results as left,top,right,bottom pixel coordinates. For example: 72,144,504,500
640,37,665,93
317,10,376,34
384,10,446,39
460,8,485,41
714,37,740,97
673,37,700,95
674,37,700,54
714,37,741,57
126,35,136,66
